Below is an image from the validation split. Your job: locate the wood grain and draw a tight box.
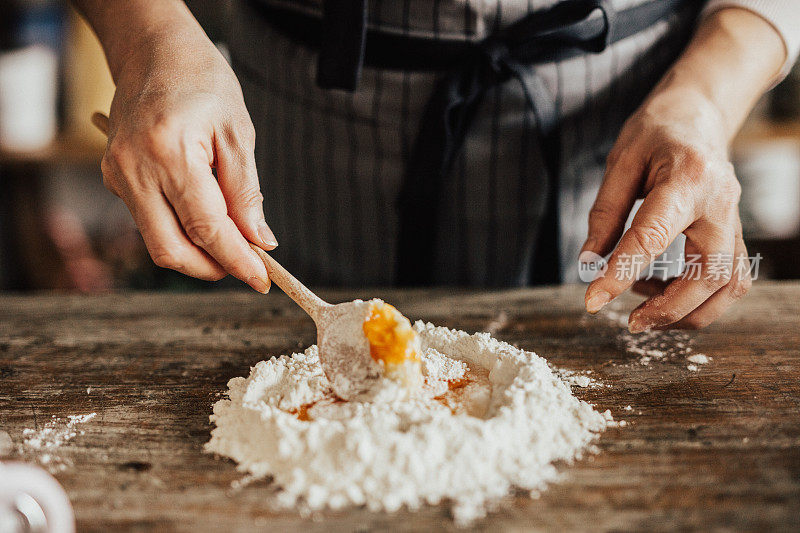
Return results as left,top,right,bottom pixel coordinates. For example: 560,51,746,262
0,282,798,532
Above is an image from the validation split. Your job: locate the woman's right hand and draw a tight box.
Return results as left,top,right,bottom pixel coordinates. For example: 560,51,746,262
99,27,276,292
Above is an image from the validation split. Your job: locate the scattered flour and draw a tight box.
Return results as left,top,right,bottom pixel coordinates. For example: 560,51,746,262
206,322,608,524
22,414,95,450
620,329,694,365
600,409,628,428
20,413,96,472
687,354,710,365
553,368,607,389
603,307,710,369
684,353,711,373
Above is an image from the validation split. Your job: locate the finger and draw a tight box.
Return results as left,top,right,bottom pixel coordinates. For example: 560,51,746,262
580,146,645,258
215,123,278,250
585,183,695,313
127,191,227,281
660,226,751,330
627,223,735,333
163,164,271,293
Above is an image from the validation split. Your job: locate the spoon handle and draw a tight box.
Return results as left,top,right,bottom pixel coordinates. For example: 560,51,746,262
249,244,331,320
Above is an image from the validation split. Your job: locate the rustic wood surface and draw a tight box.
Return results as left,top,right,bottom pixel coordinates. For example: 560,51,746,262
0,282,798,532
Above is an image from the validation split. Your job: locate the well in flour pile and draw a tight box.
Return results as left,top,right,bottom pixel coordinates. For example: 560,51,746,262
205,322,608,523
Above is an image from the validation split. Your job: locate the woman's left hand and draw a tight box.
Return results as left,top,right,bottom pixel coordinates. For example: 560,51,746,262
580,6,789,333
580,87,752,333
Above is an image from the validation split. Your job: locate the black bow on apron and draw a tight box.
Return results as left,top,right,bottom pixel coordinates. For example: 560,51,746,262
297,0,696,284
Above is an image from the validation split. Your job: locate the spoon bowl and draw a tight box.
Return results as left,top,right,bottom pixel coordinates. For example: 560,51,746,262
315,301,385,399
249,246,385,400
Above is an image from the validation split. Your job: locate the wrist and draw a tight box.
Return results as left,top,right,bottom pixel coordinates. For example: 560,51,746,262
78,0,210,81
642,7,785,143
113,25,216,83
640,81,730,149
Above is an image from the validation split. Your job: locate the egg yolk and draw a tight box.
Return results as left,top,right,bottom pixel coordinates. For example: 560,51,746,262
362,302,420,368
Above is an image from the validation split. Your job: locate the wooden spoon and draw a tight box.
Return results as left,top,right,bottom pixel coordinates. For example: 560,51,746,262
248,245,382,399
92,112,381,400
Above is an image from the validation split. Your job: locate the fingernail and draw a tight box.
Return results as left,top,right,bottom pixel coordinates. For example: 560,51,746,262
258,223,278,249
628,312,651,334
248,275,270,294
586,290,611,314
628,320,647,334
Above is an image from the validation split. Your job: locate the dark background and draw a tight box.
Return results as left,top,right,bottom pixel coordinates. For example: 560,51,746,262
1,0,799,292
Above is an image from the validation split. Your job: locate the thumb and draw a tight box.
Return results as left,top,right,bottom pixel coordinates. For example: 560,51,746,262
215,126,278,250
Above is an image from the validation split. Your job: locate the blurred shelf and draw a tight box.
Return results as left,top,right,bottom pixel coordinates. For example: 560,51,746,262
2,119,797,164
0,133,105,166
734,119,800,148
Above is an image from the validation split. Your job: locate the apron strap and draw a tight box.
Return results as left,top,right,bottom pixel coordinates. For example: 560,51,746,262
307,0,695,284
317,0,368,90
396,0,694,285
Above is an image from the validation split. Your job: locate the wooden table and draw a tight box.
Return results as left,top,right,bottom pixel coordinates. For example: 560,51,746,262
1,283,798,531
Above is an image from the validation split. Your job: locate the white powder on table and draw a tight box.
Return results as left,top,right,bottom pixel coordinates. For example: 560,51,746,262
553,367,608,389
687,354,710,365
206,322,608,523
19,413,96,472
21,413,96,451
603,308,711,369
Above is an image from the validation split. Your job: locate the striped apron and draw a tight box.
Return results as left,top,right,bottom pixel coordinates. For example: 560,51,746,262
229,0,701,287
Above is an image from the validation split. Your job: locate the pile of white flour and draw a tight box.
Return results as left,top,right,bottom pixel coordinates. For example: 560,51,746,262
206,322,608,523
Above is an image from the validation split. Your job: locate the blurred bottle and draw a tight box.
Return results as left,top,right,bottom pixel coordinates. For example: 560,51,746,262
734,60,800,242
735,138,800,240
0,0,64,152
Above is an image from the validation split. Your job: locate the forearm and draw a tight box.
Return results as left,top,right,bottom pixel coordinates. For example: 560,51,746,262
71,0,208,80
643,7,786,143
